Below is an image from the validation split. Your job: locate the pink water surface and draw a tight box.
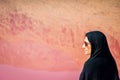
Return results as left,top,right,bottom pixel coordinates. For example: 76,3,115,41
0,64,80,80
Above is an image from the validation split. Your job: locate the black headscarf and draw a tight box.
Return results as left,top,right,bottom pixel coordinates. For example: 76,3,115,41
79,31,119,80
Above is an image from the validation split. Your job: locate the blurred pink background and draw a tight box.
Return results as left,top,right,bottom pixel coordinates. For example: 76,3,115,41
0,0,120,80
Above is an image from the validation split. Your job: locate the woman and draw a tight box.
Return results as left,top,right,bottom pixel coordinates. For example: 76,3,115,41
79,31,119,80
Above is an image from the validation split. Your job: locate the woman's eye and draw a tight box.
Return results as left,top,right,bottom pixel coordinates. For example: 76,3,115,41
84,42,88,46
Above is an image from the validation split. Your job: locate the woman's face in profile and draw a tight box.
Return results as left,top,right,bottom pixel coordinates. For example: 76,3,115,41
82,37,91,55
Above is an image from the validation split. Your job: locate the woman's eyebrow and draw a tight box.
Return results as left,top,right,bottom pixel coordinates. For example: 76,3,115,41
84,40,89,43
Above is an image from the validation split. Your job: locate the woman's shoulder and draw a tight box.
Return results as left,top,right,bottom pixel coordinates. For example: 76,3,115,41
85,57,108,70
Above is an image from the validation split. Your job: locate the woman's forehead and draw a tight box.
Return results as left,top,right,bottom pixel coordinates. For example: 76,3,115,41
84,37,89,43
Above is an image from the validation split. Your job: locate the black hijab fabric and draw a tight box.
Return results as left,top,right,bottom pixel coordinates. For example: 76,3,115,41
79,31,119,80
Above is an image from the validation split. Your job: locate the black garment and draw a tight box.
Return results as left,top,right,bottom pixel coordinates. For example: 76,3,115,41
80,31,119,80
